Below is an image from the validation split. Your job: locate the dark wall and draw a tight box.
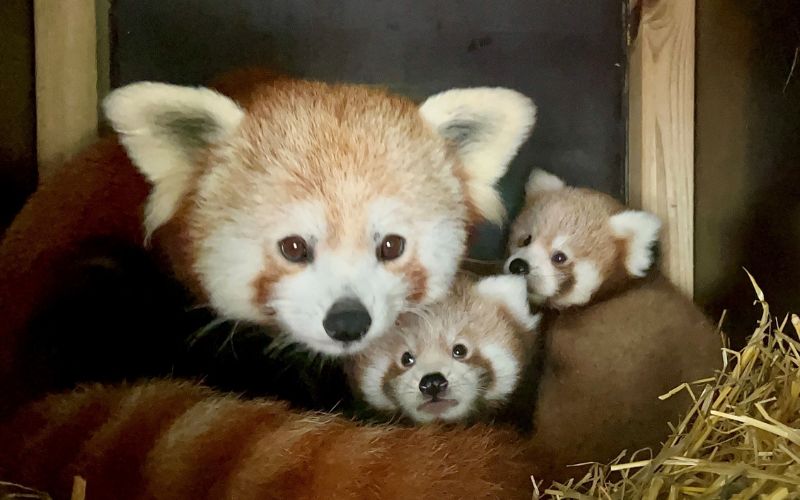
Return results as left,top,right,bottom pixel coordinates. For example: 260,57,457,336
695,0,800,344
109,0,627,259
0,0,37,236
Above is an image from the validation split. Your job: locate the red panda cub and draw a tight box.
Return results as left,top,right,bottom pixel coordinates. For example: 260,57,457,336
505,170,722,478
349,274,540,424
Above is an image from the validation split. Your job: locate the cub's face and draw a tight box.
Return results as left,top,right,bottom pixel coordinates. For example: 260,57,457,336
351,275,539,423
104,77,535,355
505,170,662,309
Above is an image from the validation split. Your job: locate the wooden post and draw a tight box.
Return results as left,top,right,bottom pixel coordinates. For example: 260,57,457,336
34,0,99,182
627,0,696,297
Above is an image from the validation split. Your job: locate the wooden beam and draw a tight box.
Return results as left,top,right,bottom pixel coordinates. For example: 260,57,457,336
34,0,99,182
627,0,696,297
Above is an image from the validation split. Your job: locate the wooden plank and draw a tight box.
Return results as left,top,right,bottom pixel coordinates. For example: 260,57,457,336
34,0,98,181
627,0,696,297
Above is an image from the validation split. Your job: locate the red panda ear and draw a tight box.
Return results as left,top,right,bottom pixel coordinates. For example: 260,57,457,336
525,169,565,198
419,88,536,225
475,275,541,331
609,210,662,277
103,82,245,238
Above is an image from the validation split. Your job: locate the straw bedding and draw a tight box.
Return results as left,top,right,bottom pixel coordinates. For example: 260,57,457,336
538,274,800,499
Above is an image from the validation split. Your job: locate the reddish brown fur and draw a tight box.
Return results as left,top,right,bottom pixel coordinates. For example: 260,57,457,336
0,69,291,409
0,139,149,408
0,381,538,500
402,256,429,303
530,274,722,480
509,185,724,479
511,186,660,307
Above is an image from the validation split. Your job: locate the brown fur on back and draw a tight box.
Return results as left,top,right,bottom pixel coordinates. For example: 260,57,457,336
0,380,537,500
528,274,722,480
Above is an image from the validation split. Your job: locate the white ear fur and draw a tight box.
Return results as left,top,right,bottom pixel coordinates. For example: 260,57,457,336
103,82,245,237
419,88,536,225
475,275,540,331
525,169,565,197
609,210,662,277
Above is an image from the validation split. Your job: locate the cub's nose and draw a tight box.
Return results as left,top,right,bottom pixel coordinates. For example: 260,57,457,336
323,298,371,342
508,258,530,275
419,372,449,397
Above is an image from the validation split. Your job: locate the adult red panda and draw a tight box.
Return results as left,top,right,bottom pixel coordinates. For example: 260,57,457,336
0,68,536,407
0,69,543,497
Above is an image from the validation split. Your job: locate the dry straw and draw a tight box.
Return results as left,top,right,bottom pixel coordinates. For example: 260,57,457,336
537,273,800,499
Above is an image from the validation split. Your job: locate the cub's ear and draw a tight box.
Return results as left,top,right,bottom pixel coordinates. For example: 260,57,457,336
609,210,662,277
475,275,540,331
525,169,565,198
419,88,536,225
103,82,245,236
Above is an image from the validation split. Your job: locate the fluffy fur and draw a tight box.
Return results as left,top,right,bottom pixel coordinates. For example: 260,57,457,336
349,274,540,423
505,171,723,479
506,169,661,308
104,78,535,356
0,380,536,500
0,69,535,407
419,88,537,224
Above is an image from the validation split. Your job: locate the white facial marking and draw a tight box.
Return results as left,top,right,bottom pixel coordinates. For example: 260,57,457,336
556,260,602,307
506,242,558,303
360,354,395,410
475,275,540,330
609,210,662,277
482,342,520,401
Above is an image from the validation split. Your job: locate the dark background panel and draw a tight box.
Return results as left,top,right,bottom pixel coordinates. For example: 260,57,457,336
0,0,37,237
110,0,627,259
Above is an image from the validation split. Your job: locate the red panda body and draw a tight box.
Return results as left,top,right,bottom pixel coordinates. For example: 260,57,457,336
505,170,723,479
0,69,543,497
0,380,536,500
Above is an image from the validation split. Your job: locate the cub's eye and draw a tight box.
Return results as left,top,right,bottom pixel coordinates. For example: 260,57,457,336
401,351,416,367
377,234,405,261
551,251,568,265
279,236,310,263
452,344,468,359
519,235,532,247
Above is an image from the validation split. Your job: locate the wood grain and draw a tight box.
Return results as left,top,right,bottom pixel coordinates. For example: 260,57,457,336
34,0,99,181
627,0,696,297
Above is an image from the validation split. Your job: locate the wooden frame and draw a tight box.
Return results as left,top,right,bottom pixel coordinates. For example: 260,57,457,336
33,0,99,182
32,0,696,296
627,0,696,297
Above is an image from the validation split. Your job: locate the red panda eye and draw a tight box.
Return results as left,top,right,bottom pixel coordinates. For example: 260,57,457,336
279,236,310,263
452,344,468,359
519,235,532,247
377,234,405,261
551,251,568,265
401,351,415,367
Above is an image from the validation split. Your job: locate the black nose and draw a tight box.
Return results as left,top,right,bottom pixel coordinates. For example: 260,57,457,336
419,372,449,397
508,258,530,275
322,298,372,342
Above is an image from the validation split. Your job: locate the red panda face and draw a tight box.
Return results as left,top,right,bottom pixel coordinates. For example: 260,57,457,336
351,275,539,423
505,170,662,309
103,78,536,355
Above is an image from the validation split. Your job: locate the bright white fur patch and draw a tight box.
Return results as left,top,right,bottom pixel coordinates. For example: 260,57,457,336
609,210,662,277
103,82,244,237
360,355,395,410
556,260,602,307
475,275,540,331
525,169,565,196
419,87,537,224
482,342,520,401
